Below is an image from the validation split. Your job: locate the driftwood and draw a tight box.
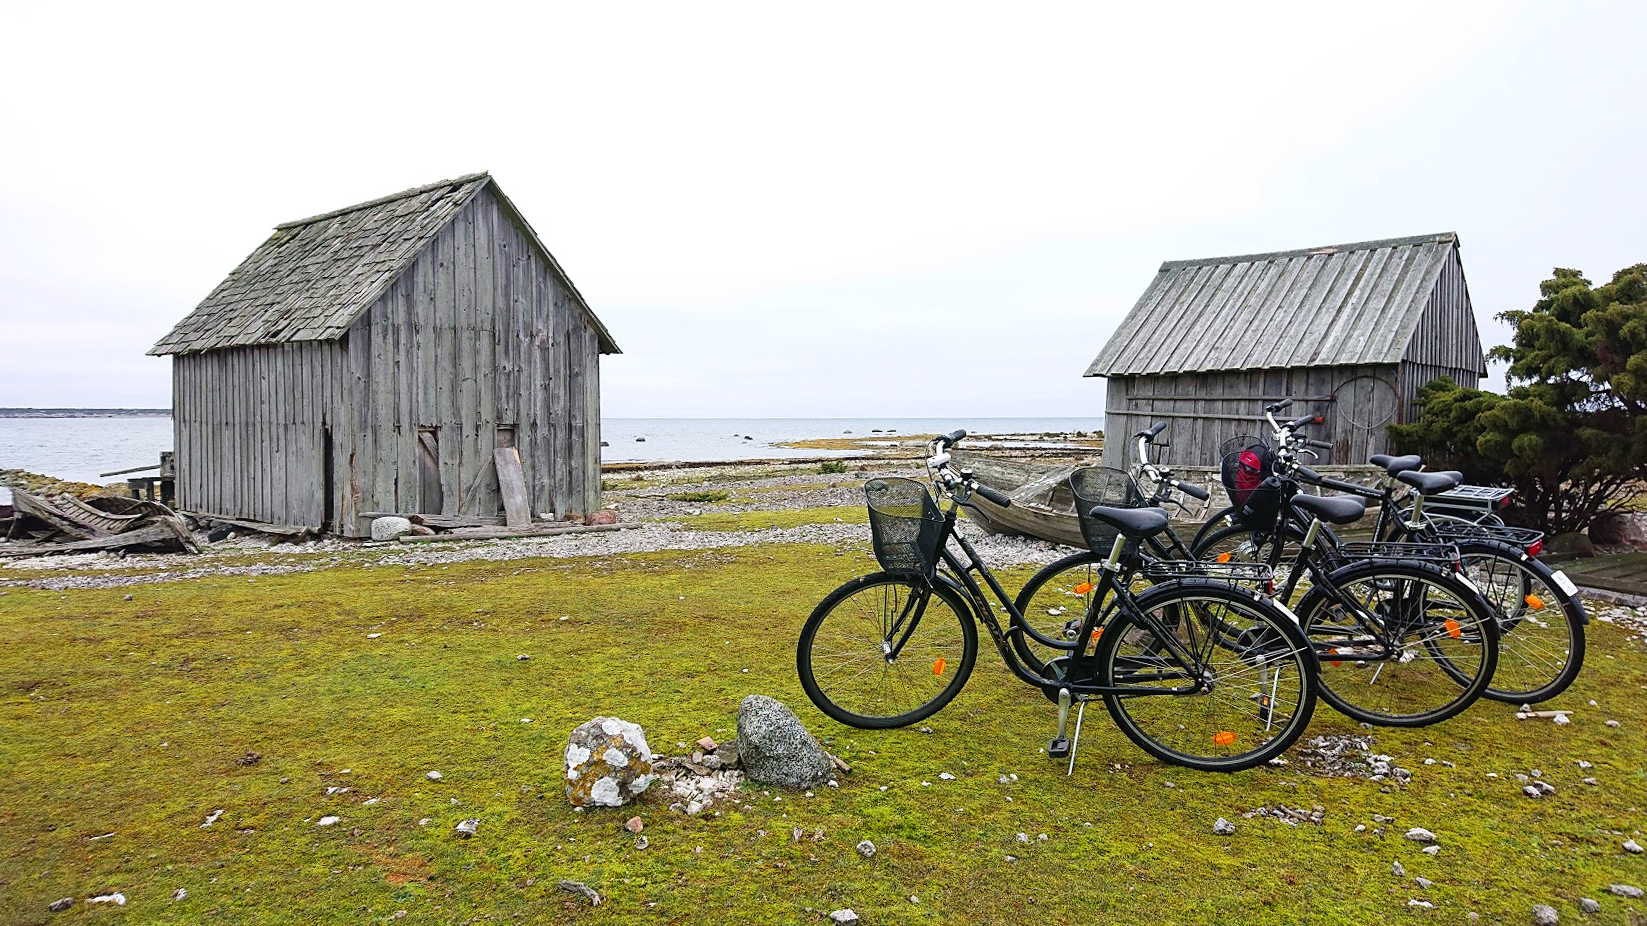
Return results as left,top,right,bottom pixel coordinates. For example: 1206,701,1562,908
390,522,641,543
180,512,312,539
4,491,202,555
1514,710,1574,720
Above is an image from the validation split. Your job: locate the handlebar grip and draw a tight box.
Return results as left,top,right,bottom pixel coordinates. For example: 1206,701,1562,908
1175,480,1210,501
1289,413,1320,429
1307,439,1333,451
973,482,1012,507
1265,399,1294,413
1295,464,1322,483
939,429,967,446
1139,422,1167,440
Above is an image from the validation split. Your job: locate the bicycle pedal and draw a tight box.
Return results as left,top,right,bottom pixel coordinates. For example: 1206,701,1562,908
1047,737,1071,759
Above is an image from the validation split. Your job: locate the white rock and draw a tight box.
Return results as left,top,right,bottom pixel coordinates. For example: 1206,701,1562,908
427,771,443,781
939,772,955,780
857,839,876,858
454,818,479,838
370,516,414,541
1408,900,1434,908
1405,827,1438,843
317,816,340,826
88,893,126,906
1533,903,1559,925
1422,845,1440,856
1625,839,1644,854
828,910,860,925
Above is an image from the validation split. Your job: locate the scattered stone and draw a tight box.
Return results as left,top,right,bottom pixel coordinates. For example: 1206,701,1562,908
1415,877,1433,889
625,816,644,834
1422,846,1440,856
123,594,133,601
938,772,956,781
737,696,833,789
48,898,74,912
635,835,649,850
1625,839,1643,854
235,751,262,766
558,879,602,906
1554,714,1571,726
829,910,860,926
697,736,718,751
516,654,531,661
1353,825,1366,833
857,839,877,858
88,893,126,906
1537,781,1557,796
1408,900,1434,909
1533,903,1559,925
1393,861,1406,877
1577,760,1593,769
1583,778,1599,786
1405,827,1437,843
1016,832,1030,843
317,816,340,826
201,809,224,827
1213,818,1236,836
454,819,479,838
370,516,414,541
1606,720,1621,728
1524,786,1545,799
566,716,655,807
172,888,187,901
1580,898,1600,914
1610,885,1644,899
427,770,443,781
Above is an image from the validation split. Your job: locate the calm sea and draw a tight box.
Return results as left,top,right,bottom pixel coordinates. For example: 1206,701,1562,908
0,415,1103,504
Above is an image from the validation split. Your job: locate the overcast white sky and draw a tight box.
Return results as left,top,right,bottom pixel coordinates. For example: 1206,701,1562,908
2,1,1642,417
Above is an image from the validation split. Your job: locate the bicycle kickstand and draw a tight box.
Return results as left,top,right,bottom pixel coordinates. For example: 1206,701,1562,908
1048,688,1072,759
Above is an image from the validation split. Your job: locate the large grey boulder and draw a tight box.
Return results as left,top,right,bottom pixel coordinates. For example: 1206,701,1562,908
737,695,834,789
370,516,414,541
565,717,655,807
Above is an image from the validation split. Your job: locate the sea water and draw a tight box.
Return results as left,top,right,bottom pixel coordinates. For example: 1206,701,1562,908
0,415,1104,504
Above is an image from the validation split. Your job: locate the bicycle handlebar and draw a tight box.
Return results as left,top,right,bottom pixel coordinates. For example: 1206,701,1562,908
972,482,1012,507
1306,438,1333,451
1137,421,1168,440
925,429,1012,508
1175,480,1211,501
936,429,967,448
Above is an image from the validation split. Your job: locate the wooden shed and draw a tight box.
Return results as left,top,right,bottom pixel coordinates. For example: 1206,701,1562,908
1085,232,1484,468
149,173,620,537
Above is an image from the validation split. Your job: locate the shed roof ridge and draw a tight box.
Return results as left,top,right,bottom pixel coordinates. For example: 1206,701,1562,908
274,172,491,230
1159,232,1457,271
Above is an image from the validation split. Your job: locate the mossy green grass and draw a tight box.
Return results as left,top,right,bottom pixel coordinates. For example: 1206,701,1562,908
1,545,1644,925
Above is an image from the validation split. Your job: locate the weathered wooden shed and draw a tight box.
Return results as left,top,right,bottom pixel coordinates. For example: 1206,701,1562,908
149,173,620,536
1085,232,1485,468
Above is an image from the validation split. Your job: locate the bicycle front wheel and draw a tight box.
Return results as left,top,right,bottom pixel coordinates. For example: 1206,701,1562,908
1097,581,1318,772
1453,543,1585,703
797,573,978,729
1297,561,1499,727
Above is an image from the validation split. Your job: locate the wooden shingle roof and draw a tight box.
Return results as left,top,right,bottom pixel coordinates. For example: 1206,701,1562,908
150,173,618,356
1085,233,1465,377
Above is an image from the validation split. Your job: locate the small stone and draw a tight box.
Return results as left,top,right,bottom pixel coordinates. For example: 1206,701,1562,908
625,816,644,834
1393,861,1406,877
1553,714,1571,725
1611,885,1645,899
1624,839,1643,854
857,839,876,858
427,771,443,781
1422,845,1440,856
939,772,956,780
1016,832,1030,843
1213,818,1236,836
1532,904,1559,926
1353,824,1366,833
1606,720,1621,728
201,809,224,827
1415,877,1433,889
172,888,187,901
123,594,133,601
697,736,718,751
919,727,933,734
516,654,531,661
829,910,860,925
88,893,126,906
1524,786,1545,799
1580,898,1600,913
1577,760,1593,769
1537,781,1557,795
1583,778,1599,786
1408,900,1434,908
635,835,649,850
48,898,74,912
1405,827,1437,843
317,816,340,826
454,818,479,838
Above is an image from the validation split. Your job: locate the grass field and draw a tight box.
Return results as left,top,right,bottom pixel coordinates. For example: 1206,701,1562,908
2,539,1646,925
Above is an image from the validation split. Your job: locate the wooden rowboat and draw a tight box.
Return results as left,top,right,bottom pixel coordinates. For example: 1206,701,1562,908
951,449,1089,550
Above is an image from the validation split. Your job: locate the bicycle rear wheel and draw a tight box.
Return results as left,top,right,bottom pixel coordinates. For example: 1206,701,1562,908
1012,551,1107,673
1297,561,1498,727
797,573,978,728
1097,581,1318,772
1453,543,1585,703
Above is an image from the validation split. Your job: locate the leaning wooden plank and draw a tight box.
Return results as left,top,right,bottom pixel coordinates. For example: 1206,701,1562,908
392,521,641,543
0,523,184,556
495,447,531,529
178,511,312,537
10,490,105,540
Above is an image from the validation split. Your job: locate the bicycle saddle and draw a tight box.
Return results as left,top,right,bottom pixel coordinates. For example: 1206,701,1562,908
1291,493,1368,525
1086,505,1170,538
1368,454,1423,476
1396,469,1463,495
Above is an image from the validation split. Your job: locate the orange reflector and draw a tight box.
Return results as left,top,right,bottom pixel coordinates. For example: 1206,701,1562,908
933,658,946,676
1524,593,1546,611
1213,731,1237,746
1216,553,1232,564
1443,619,1462,639
1329,647,1341,668
1090,628,1104,642
1074,582,1094,595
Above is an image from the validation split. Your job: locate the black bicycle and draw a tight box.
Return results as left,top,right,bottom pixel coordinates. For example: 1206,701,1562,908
1190,404,1502,727
1194,405,1586,704
796,430,1319,772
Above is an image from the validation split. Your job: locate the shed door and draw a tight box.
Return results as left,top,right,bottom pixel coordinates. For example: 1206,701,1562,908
417,427,443,514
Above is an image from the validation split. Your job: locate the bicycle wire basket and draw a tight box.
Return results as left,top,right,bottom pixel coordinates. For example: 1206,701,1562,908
864,477,944,578
1218,435,1281,530
1069,466,1147,556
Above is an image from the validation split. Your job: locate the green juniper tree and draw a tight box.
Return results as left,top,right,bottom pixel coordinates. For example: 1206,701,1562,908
1389,263,1647,534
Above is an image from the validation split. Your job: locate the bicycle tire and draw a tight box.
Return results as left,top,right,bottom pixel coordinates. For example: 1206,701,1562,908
1188,506,1241,553
1295,561,1499,727
797,573,978,729
1011,551,1108,673
1451,541,1585,703
1097,580,1318,772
